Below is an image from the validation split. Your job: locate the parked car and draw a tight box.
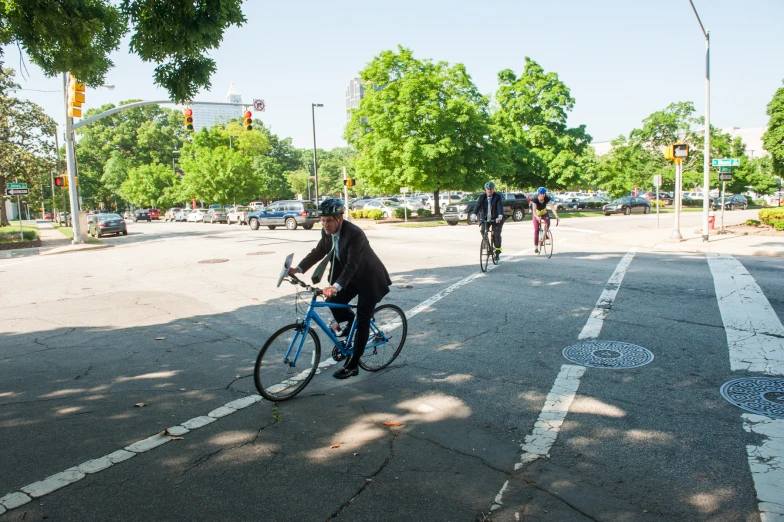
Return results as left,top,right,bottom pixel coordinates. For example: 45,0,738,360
362,199,401,218
227,206,251,225
89,213,127,238
173,208,191,222
603,197,651,215
86,214,99,229
425,194,461,211
164,207,184,221
134,209,152,222
400,197,426,214
711,194,748,211
143,208,160,220
205,207,228,224
44,212,53,220
186,209,206,222
443,192,529,225
247,200,319,230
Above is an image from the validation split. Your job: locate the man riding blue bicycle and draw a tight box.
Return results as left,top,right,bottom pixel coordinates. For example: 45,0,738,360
287,198,392,379
471,181,505,262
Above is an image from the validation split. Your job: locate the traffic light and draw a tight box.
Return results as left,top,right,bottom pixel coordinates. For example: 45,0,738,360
673,143,689,158
244,110,253,131
664,145,674,160
54,176,69,188
184,108,194,131
67,75,85,118
344,178,355,188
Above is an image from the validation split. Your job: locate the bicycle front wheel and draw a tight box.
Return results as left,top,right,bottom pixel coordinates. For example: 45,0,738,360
359,304,407,371
543,229,553,258
254,324,321,401
480,236,491,272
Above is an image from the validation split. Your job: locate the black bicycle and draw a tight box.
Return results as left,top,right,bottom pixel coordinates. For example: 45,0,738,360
479,218,500,272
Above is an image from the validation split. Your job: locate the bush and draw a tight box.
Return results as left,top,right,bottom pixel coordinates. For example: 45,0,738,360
682,199,704,207
759,208,784,228
393,207,411,219
584,201,604,209
745,219,761,227
350,210,362,219
775,221,784,231
752,199,768,207
366,209,384,220
418,208,432,217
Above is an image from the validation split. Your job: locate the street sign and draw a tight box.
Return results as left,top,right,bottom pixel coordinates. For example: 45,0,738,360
253,99,265,112
719,173,733,182
5,188,29,196
719,166,732,173
712,158,740,167
400,187,409,193
653,175,662,187
7,182,27,189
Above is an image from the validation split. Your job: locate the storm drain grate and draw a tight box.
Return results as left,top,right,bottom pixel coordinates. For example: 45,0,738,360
198,259,229,264
720,377,784,419
247,251,274,256
562,340,654,369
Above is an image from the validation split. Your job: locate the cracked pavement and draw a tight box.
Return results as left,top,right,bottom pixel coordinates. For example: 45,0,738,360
1,216,782,521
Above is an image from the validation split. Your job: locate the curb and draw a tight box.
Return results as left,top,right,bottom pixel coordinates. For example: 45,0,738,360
40,244,113,256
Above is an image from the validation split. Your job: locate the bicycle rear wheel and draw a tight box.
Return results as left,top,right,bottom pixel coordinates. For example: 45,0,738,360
543,229,553,258
254,324,321,401
480,236,491,272
359,304,407,371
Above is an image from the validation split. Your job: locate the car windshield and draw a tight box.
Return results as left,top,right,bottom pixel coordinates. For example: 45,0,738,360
100,214,122,221
461,194,480,202
611,198,629,204
235,206,250,212
382,201,396,207
213,208,226,213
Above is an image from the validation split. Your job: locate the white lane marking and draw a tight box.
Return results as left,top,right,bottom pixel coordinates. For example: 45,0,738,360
0,248,535,513
491,251,636,512
743,414,784,522
707,254,784,375
707,254,784,521
579,250,637,340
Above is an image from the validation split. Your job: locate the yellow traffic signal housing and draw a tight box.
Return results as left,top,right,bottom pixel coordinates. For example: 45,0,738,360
664,145,673,160
67,75,85,118
673,143,689,158
183,108,194,131
243,110,253,131
344,179,355,188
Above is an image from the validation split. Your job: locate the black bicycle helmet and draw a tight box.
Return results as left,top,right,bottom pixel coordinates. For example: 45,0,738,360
318,198,345,216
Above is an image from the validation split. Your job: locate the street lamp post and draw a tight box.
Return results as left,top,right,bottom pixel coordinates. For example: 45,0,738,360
689,0,711,242
311,103,323,206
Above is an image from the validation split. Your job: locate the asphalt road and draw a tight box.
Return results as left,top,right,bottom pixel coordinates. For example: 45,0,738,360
0,211,782,521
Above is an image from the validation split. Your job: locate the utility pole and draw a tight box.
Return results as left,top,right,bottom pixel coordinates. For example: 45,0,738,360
689,0,711,242
63,73,83,243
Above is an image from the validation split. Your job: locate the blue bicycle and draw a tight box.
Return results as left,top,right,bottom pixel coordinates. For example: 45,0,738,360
254,268,407,402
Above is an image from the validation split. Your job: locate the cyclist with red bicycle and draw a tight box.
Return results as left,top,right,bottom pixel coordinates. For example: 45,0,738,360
531,187,559,253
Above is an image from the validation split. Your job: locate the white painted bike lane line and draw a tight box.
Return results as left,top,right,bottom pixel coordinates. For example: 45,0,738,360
707,253,784,522
0,245,538,516
491,249,637,513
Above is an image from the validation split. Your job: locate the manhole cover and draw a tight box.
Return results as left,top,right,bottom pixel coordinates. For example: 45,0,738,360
562,341,654,369
247,251,273,256
720,377,784,419
198,259,229,264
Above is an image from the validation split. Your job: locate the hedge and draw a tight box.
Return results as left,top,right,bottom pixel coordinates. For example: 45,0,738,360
758,208,784,230
366,210,384,220
418,208,432,217
393,207,409,219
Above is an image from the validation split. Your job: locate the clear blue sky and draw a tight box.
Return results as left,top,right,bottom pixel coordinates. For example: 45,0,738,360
7,0,784,150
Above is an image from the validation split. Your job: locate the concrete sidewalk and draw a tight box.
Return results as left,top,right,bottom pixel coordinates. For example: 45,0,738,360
597,226,784,257
0,222,112,259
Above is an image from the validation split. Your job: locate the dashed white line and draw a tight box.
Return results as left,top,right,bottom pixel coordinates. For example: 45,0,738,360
491,250,636,513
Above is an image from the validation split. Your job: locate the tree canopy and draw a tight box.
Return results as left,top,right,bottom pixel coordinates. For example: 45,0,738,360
763,81,784,180
0,0,246,102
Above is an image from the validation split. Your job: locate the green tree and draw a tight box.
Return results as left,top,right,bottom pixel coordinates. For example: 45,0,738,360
762,81,784,180
492,58,592,190
0,0,246,102
345,46,491,214
0,67,56,225
118,162,179,208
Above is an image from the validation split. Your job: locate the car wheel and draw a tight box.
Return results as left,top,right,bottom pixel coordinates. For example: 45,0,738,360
122,230,128,236
267,225,277,230
743,204,748,210
249,218,260,230
96,231,101,238
285,218,297,230
729,204,735,211
624,207,631,215
644,206,650,214
447,220,458,226
604,212,611,216
303,224,314,230
513,208,524,221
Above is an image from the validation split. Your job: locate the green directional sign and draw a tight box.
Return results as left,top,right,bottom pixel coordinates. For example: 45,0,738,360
7,182,27,189
712,158,740,167
719,166,732,173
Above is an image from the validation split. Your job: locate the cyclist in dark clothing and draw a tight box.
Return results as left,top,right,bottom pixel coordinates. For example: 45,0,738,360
471,181,505,262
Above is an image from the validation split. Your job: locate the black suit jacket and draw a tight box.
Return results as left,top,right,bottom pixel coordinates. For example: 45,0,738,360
474,192,504,221
299,220,392,303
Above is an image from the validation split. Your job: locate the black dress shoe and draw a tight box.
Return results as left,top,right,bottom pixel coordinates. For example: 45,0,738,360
333,367,359,379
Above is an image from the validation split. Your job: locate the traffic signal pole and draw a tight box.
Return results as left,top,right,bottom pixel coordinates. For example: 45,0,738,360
63,73,83,243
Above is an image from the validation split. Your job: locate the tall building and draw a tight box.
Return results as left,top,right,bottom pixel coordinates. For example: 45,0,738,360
345,75,364,121
190,82,244,131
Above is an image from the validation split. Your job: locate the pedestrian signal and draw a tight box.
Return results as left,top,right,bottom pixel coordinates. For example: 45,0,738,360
673,143,689,158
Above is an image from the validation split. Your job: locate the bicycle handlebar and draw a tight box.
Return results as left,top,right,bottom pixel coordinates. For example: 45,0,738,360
287,275,323,296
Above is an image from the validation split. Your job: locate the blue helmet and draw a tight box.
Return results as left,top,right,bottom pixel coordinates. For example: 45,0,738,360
537,187,547,195
484,181,496,189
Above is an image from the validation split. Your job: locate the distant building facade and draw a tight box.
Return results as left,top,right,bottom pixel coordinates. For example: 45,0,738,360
590,126,768,157
345,75,365,121
190,82,244,132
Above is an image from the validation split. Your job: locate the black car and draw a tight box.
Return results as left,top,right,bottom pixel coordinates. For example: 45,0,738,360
134,209,152,222
603,197,651,215
90,213,127,237
711,194,748,211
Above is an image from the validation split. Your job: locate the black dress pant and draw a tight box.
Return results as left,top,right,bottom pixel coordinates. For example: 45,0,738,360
480,219,504,249
326,282,376,369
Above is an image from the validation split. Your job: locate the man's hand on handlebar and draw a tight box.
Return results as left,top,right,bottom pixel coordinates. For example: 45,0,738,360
287,267,300,277
323,286,338,298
